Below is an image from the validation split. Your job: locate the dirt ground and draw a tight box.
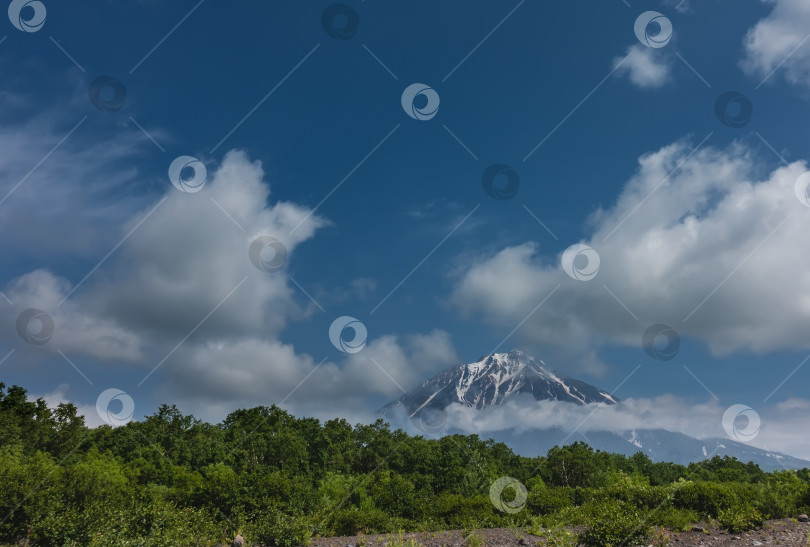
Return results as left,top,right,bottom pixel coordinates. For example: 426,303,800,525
306,519,809,547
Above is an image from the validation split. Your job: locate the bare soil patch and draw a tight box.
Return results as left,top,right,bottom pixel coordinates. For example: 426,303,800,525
306,519,809,547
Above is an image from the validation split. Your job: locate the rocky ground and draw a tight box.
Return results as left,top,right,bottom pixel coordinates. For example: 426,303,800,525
305,519,810,547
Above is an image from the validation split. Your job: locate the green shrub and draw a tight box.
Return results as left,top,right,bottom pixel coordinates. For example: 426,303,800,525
646,505,699,532
464,531,485,547
90,500,222,547
433,493,497,529
672,482,738,517
649,526,672,547
243,507,312,547
612,485,672,509
753,486,794,519
577,484,672,509
387,530,427,547
752,472,808,519
325,506,391,536
369,471,420,519
578,500,650,547
0,448,62,543
594,470,650,489
528,505,589,530
717,505,764,534
533,524,578,546
527,487,574,515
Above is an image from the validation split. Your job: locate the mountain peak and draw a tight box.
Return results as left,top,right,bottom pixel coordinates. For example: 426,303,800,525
479,348,531,362
465,350,548,387
380,349,617,417
379,350,810,471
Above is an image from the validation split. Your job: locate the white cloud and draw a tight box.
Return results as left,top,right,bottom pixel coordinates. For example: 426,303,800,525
451,140,810,367
158,328,459,422
445,395,720,438
614,44,671,89
88,150,324,342
4,269,143,362
741,0,810,88
340,330,459,396
379,388,810,460
2,149,462,422
441,395,810,460
349,277,377,300
763,398,810,459
1,151,324,360
0,112,155,259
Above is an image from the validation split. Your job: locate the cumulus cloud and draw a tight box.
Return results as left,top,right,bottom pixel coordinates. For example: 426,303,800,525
741,0,810,88
339,330,459,397
88,149,324,343
614,44,672,89
158,328,459,422
2,149,462,422
22,328,460,427
451,140,810,368
2,151,323,358
763,398,810,459
3,269,143,362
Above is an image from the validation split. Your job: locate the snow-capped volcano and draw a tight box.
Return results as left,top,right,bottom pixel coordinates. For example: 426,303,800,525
380,349,617,417
379,349,810,471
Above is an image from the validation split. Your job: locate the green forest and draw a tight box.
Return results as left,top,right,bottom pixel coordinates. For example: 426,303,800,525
1,382,809,547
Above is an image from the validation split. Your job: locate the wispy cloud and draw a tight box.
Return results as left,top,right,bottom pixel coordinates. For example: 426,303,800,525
613,44,672,89
451,140,810,366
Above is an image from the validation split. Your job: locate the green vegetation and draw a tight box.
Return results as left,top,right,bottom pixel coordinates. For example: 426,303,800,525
531,524,577,546
716,504,765,534
385,531,425,547
577,499,650,546
463,531,484,547
1,383,809,546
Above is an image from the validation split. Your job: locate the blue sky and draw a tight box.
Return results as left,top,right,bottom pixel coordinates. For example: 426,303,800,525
3,0,810,457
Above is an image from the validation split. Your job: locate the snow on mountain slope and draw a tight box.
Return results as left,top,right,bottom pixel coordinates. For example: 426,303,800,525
378,349,810,471
380,349,617,418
